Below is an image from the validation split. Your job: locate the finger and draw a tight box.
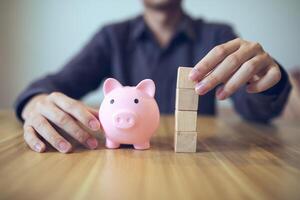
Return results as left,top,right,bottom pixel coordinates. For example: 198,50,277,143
246,65,281,93
23,125,46,153
86,106,103,130
189,38,241,82
86,106,99,119
48,92,100,131
216,53,271,100
195,44,261,95
27,115,72,153
248,75,260,83
39,102,98,149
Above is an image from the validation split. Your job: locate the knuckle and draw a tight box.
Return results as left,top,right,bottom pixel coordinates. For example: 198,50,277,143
262,52,271,60
56,113,70,126
244,39,251,44
227,54,240,66
252,42,263,51
25,113,36,124
75,109,90,121
76,105,88,116
49,92,61,99
209,73,222,85
199,60,211,72
74,129,88,143
77,101,84,107
245,62,257,74
234,38,242,43
23,125,32,133
26,112,36,120
236,38,245,45
65,101,78,110
35,100,44,110
214,45,227,58
33,116,47,130
29,116,38,126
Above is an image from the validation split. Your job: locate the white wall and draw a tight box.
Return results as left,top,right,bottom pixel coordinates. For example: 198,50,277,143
0,0,300,108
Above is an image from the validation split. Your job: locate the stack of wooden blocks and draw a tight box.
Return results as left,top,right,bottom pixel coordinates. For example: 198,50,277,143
175,67,199,153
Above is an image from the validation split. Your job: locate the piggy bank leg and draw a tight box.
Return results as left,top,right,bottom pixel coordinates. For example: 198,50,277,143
106,139,120,149
133,141,150,150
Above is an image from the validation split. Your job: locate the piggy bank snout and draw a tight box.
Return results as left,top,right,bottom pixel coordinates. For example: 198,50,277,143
113,110,137,129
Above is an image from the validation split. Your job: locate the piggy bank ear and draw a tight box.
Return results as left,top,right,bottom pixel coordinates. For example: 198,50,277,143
136,79,156,97
103,78,123,95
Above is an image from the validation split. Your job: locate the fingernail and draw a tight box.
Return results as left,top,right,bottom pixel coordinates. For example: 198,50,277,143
86,138,98,149
195,81,208,95
189,68,199,81
58,141,70,152
216,88,227,100
34,143,42,152
89,119,100,130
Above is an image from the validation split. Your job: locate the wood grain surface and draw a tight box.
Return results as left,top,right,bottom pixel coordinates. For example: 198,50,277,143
0,110,299,200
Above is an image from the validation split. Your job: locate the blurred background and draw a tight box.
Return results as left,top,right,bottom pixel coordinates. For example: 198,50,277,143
0,0,300,117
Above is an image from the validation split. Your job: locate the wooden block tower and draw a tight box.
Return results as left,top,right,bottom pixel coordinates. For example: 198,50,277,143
175,67,199,153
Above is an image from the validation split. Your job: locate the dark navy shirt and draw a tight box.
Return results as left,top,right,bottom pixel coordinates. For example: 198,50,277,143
15,14,291,123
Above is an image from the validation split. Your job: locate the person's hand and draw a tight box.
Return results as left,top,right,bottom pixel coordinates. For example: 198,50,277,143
189,38,281,100
21,92,101,153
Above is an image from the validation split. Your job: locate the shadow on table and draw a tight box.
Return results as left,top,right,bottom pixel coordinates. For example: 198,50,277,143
43,119,299,169
197,121,300,169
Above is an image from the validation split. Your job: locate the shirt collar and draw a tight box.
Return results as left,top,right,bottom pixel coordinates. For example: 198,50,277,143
131,13,197,41
131,16,147,40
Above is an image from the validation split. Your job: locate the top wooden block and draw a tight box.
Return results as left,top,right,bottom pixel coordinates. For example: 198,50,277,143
176,67,195,89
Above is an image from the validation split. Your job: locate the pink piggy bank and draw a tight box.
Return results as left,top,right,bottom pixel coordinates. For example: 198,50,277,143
99,78,160,150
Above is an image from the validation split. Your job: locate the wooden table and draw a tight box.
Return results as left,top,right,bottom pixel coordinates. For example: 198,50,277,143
0,110,300,200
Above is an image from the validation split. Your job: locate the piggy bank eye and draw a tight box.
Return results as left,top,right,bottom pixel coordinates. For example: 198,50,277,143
134,98,139,104
110,99,114,104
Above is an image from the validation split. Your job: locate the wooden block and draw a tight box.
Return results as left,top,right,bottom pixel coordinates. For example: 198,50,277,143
175,131,197,153
176,66,195,89
175,110,197,132
176,88,199,111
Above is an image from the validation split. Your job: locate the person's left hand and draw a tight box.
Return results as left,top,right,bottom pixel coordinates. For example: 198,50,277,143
189,38,281,100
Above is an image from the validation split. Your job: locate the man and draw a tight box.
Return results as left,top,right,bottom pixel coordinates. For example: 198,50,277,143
15,0,291,153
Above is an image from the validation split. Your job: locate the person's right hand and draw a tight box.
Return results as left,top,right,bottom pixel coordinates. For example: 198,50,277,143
21,92,101,153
